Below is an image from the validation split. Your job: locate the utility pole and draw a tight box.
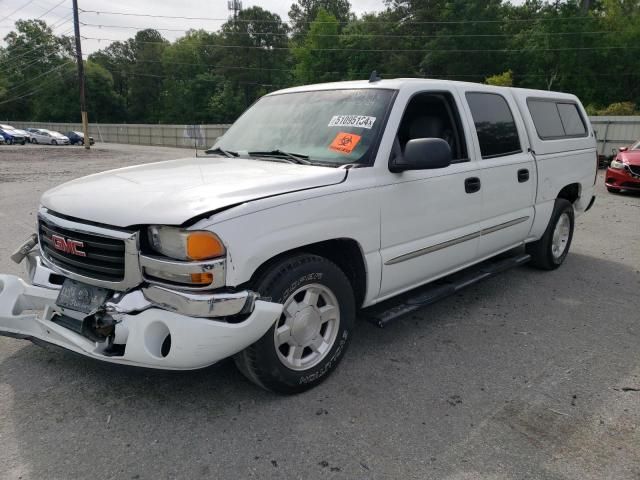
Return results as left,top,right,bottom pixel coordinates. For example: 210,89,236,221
72,0,90,150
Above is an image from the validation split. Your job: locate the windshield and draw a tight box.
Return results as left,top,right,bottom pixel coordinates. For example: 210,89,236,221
632,140,640,150
214,88,396,166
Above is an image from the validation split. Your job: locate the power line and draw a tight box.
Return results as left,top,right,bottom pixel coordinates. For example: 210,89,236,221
82,36,637,53
0,0,38,23
0,25,73,69
0,66,73,105
35,0,69,20
1,60,72,94
78,22,614,39
78,8,597,25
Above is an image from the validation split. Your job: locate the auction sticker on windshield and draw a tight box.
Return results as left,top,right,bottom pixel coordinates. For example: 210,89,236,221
328,115,376,129
329,132,362,154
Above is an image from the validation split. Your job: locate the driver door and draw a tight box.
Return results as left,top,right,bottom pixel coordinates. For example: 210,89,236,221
379,88,484,299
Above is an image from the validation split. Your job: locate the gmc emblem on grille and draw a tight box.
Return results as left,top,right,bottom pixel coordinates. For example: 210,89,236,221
51,234,86,257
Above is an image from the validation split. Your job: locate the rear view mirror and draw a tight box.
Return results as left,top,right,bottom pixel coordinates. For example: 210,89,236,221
390,138,452,173
618,146,628,152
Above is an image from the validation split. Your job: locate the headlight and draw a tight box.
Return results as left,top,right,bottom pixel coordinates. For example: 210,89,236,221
610,158,626,170
148,226,226,261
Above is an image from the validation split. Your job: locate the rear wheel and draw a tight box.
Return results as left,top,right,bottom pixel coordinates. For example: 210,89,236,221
234,254,355,394
7,138,13,145
607,187,620,193
526,198,574,270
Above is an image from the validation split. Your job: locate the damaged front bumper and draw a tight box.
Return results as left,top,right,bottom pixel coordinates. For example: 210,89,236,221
0,252,283,370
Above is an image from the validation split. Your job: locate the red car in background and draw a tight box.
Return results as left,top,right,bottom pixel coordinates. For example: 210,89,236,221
606,140,640,193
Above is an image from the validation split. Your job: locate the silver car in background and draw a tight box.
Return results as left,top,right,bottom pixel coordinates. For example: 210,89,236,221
27,128,70,145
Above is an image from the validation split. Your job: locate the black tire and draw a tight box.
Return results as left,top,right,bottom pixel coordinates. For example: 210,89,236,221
7,138,13,145
20,140,25,145
31,138,38,144
607,187,620,193
51,139,57,145
79,139,84,146
234,254,355,394
526,198,574,270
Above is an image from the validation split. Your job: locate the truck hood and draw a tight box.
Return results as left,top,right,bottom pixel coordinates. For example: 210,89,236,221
41,157,346,227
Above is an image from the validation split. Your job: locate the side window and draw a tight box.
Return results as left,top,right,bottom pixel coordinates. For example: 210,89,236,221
527,99,587,139
465,92,522,159
395,91,468,163
557,103,586,136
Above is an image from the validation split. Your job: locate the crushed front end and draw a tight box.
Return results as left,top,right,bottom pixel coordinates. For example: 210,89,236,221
0,209,282,370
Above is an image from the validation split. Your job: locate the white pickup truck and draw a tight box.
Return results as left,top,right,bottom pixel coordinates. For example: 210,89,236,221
0,79,596,393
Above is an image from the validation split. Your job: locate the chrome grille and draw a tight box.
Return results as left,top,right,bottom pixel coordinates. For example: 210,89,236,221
39,218,126,282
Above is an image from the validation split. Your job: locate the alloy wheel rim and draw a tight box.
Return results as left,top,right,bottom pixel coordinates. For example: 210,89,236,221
551,212,571,260
274,283,340,371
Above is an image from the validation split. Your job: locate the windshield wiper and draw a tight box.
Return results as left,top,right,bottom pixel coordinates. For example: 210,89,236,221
248,149,312,165
205,147,238,158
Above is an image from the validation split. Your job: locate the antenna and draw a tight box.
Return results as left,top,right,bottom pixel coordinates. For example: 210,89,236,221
369,70,382,82
227,0,242,20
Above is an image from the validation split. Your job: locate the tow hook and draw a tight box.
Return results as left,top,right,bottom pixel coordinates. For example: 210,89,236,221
11,233,38,264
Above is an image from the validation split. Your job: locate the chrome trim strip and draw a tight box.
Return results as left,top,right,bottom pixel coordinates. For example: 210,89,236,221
141,286,256,318
38,208,142,291
385,216,530,266
385,232,481,266
480,216,530,236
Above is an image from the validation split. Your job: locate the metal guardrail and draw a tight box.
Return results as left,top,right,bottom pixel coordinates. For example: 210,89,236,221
590,116,640,156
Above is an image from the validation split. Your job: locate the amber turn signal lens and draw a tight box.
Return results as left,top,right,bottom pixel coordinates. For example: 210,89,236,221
186,232,225,260
190,273,214,284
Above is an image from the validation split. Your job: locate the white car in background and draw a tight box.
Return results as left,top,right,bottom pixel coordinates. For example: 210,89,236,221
27,128,70,145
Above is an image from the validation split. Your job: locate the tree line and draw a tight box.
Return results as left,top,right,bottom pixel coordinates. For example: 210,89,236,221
0,0,639,125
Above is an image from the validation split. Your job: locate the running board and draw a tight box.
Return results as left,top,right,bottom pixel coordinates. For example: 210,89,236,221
363,252,531,328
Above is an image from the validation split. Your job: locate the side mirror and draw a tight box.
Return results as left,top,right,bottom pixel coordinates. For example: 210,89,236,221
618,146,628,152
390,138,452,173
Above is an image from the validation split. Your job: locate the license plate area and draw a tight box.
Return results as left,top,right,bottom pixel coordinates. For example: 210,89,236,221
56,279,111,314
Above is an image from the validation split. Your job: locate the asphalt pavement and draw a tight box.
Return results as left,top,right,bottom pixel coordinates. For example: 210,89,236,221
0,143,638,479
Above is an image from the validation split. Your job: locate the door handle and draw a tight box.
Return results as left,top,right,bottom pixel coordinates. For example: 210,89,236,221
465,177,481,194
518,169,530,183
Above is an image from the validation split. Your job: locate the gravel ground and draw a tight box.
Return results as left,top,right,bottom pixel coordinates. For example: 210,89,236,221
0,143,639,480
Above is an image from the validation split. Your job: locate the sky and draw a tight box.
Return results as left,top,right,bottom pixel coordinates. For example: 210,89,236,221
0,0,388,53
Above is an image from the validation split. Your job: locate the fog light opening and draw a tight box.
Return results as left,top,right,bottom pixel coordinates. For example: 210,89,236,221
161,334,171,358
144,321,171,359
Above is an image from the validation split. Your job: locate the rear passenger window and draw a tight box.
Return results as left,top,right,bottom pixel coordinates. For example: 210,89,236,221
527,99,587,139
465,92,522,159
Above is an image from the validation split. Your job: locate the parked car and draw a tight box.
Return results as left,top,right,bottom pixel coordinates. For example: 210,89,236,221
0,79,597,393
605,140,640,193
66,131,95,146
0,127,27,145
0,124,32,142
27,128,70,145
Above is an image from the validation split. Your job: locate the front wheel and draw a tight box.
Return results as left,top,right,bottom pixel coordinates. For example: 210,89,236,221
235,254,355,394
7,138,13,145
526,198,575,270
51,139,57,145
31,138,38,144
607,187,620,193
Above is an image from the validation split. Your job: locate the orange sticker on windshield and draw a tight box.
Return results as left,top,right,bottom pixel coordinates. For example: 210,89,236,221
329,132,361,154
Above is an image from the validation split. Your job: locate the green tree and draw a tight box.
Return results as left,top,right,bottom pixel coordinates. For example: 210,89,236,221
289,0,353,40
486,70,513,86
294,8,346,84
128,29,168,122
